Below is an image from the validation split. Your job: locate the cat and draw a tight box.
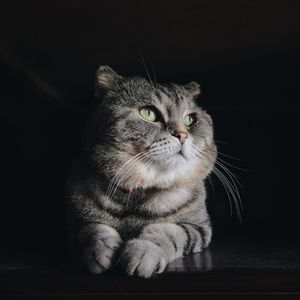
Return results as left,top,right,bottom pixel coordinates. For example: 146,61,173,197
65,66,217,278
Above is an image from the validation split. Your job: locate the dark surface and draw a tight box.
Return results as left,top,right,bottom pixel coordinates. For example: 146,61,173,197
2,238,300,298
3,237,300,272
0,0,300,298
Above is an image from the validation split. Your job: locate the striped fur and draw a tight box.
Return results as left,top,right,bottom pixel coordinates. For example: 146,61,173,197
66,66,216,278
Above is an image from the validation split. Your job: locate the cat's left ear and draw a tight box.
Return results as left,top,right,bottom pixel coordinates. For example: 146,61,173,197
184,82,201,99
95,66,124,97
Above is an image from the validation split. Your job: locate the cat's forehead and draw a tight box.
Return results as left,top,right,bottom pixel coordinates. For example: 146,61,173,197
116,78,199,114
152,84,197,113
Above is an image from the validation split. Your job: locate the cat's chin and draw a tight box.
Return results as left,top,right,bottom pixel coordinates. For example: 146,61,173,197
156,152,186,170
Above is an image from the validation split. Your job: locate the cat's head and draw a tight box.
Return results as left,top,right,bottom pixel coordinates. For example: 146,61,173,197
84,66,216,190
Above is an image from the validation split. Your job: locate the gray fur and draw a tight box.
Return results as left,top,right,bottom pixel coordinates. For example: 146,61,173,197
66,66,217,278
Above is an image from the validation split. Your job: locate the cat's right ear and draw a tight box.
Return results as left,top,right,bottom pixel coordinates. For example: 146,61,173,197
184,81,201,99
95,66,123,98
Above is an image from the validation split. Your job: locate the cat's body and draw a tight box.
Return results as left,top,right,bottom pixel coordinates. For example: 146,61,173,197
66,66,216,278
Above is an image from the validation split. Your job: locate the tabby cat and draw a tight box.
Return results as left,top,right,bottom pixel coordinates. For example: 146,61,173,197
66,66,217,278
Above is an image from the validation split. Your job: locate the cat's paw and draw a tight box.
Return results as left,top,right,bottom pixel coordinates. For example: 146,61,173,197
81,235,122,274
121,239,168,278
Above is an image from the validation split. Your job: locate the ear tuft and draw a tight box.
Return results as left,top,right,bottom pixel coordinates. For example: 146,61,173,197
95,66,123,97
184,81,201,98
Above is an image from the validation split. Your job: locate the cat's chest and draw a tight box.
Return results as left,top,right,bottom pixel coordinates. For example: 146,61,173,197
137,187,193,215
113,187,195,239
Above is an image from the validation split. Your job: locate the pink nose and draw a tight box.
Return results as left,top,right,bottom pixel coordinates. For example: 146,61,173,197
174,131,188,144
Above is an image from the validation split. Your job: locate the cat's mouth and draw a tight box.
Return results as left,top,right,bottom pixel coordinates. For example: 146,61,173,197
147,141,189,166
156,150,187,167
178,150,189,161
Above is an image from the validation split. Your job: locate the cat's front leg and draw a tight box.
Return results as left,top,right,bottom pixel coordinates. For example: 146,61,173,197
121,221,211,278
78,223,123,274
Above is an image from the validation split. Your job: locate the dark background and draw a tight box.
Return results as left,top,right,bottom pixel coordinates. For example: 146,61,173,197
0,0,299,261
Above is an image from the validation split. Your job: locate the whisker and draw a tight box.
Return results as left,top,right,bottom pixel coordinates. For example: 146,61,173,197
191,144,243,222
207,174,215,195
104,151,154,211
109,150,160,202
211,167,233,219
214,172,243,221
213,167,241,220
214,140,232,145
151,64,158,88
197,147,244,201
109,153,158,203
138,51,154,89
204,144,240,161
106,152,147,199
198,147,242,198
125,192,131,210
108,152,153,201
215,160,243,192
216,156,252,172
216,151,240,161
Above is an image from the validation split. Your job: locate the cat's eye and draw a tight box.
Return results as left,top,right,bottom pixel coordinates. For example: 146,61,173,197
184,114,197,127
139,107,157,122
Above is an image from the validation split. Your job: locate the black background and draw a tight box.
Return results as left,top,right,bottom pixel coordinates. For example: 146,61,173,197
0,0,299,259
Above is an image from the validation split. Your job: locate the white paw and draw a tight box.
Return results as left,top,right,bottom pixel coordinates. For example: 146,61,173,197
121,239,168,278
81,236,122,274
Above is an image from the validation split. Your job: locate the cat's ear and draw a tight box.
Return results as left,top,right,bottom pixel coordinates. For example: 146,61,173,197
95,66,123,97
184,81,201,99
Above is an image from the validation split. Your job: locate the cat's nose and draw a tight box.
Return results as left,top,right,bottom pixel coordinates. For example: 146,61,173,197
172,131,188,144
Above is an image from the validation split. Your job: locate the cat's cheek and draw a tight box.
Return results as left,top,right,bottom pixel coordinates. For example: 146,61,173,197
195,163,208,180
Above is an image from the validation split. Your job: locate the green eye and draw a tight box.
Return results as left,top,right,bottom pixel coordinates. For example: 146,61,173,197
184,114,196,126
139,107,157,122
